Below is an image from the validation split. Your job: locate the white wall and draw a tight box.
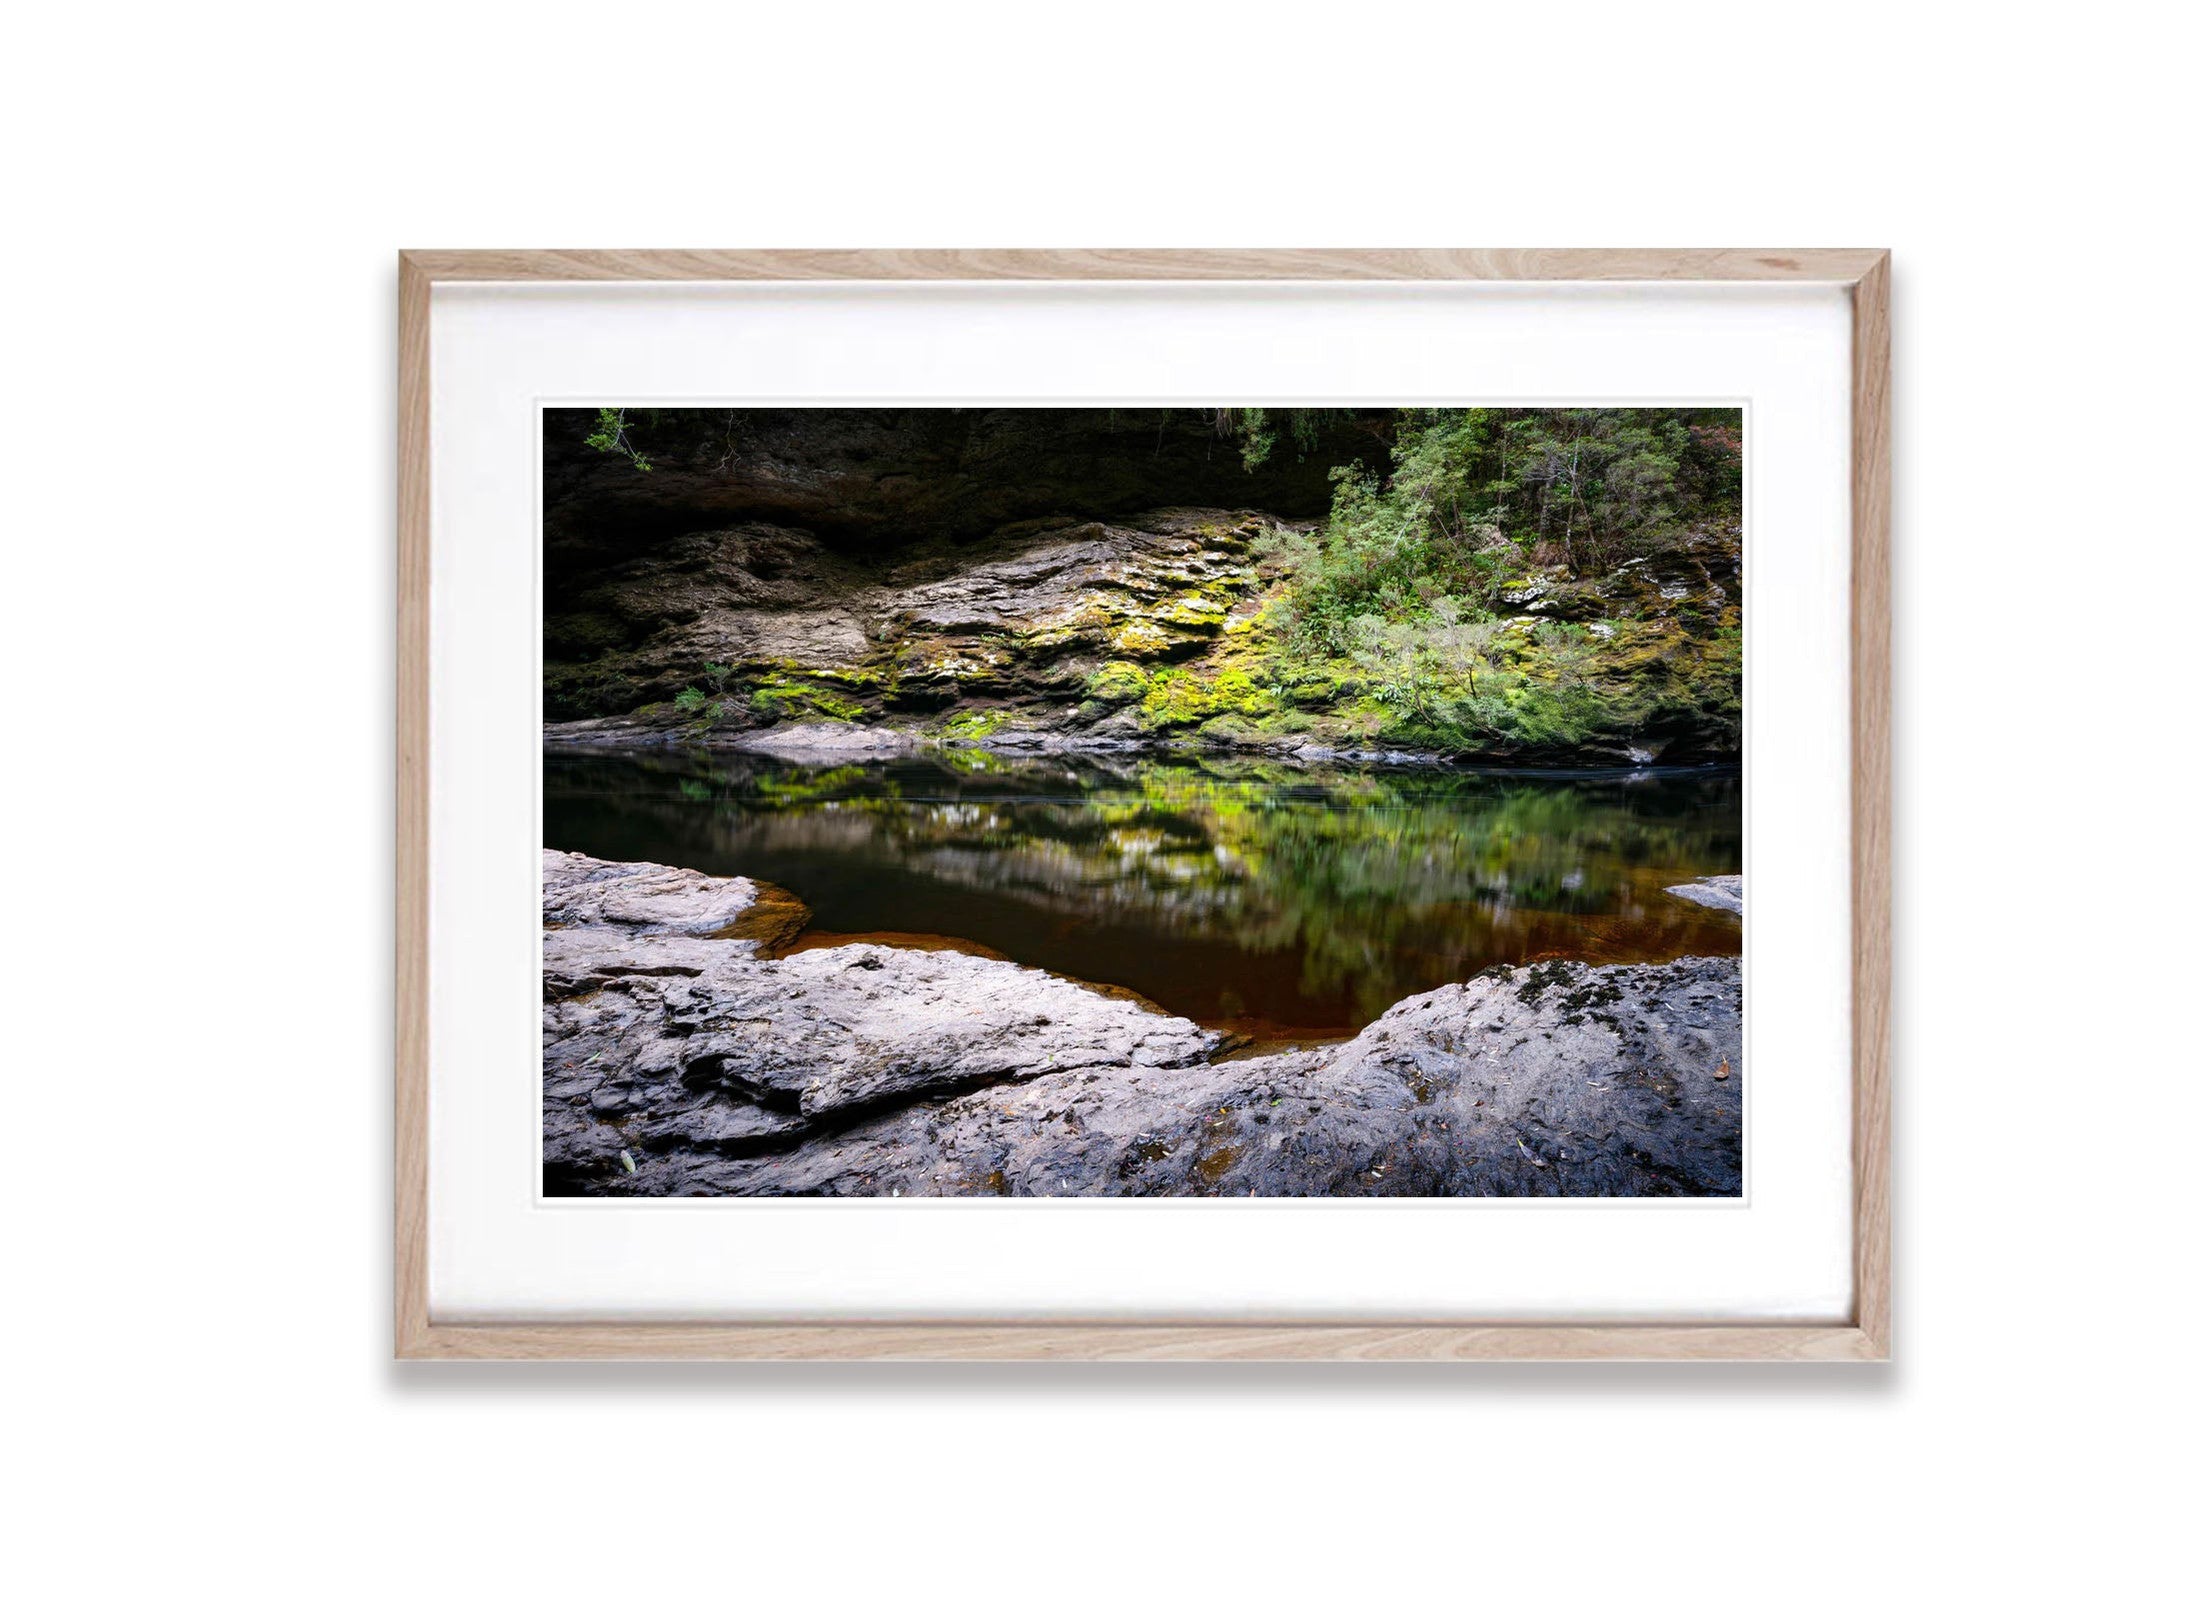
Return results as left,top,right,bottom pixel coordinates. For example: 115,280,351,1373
10,3,2187,1592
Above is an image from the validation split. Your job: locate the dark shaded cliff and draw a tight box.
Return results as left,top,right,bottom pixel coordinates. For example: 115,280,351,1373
547,407,1389,575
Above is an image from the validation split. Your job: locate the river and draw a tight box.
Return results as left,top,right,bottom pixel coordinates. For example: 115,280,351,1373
544,747,1741,1038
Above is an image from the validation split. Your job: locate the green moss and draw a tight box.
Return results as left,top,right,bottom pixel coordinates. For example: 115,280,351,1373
1252,706,1315,736
1139,669,1216,729
1280,667,1345,707
942,708,1010,741
750,683,867,723
1209,667,1275,716
1196,713,1266,744
1085,661,1151,704
1156,595,1230,629
1108,618,1181,658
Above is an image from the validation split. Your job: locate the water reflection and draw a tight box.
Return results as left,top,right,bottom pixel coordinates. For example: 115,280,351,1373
544,748,1742,1035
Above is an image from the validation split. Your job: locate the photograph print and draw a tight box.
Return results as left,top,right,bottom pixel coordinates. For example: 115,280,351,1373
541,406,1743,1198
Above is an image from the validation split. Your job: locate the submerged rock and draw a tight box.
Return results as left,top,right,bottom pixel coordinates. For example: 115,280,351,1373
544,851,1743,1199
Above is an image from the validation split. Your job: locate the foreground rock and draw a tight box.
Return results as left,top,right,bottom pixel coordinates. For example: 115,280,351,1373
544,851,1743,1199
543,852,1220,1181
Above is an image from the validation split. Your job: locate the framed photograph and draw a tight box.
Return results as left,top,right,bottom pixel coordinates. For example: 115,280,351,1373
398,249,1889,1359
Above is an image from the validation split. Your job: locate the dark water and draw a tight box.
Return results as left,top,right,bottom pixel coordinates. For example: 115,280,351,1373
544,747,1741,1037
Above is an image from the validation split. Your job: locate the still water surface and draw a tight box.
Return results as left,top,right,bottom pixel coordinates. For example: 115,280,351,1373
545,748,1741,1037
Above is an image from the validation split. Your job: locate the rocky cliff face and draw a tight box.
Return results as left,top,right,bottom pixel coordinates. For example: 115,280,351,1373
550,505,1286,724
545,409,1741,765
543,850,1743,1198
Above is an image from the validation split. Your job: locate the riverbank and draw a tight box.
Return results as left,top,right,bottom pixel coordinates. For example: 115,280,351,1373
548,502,1740,768
544,849,1743,1198
543,718,1751,773
547,716,1477,766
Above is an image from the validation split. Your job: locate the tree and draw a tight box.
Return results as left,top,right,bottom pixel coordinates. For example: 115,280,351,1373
582,407,651,471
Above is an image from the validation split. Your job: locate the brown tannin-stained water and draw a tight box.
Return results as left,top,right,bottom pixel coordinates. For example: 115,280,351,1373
543,747,1741,1038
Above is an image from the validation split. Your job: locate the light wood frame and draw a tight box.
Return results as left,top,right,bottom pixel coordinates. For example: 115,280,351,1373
397,249,1891,1360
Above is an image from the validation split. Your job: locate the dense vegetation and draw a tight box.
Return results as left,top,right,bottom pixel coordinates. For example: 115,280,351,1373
1230,407,1742,755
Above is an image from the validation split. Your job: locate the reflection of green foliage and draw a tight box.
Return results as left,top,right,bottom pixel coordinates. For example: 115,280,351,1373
552,748,1740,1027
935,743,1013,776
745,762,880,807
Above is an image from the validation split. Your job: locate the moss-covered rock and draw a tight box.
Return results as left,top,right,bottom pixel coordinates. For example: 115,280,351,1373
1139,669,1217,729
1085,661,1151,704
751,682,868,723
941,708,1012,741
1108,618,1187,658
540,471,1741,763
886,637,1016,706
